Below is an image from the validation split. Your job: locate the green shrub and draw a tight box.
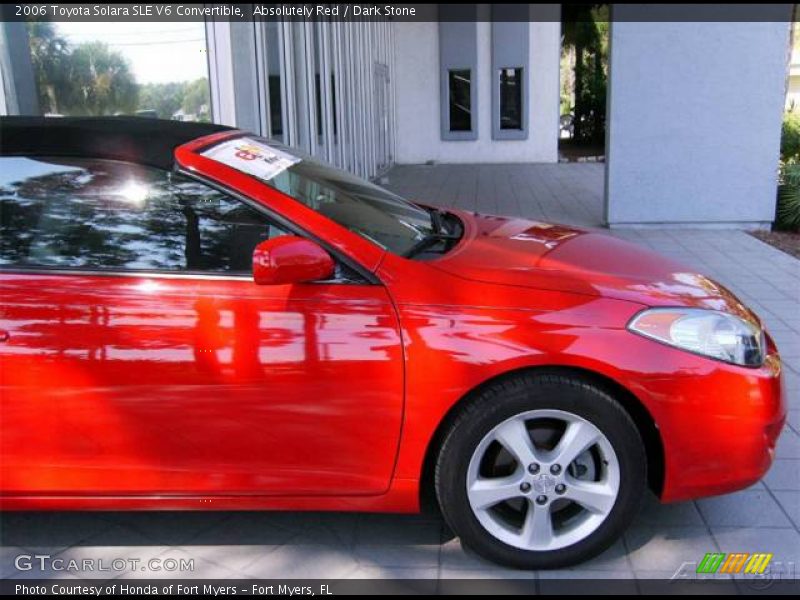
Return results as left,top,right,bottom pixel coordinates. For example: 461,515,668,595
776,164,800,231
781,113,800,163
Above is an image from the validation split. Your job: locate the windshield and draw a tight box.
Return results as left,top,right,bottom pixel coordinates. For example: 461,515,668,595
201,136,435,255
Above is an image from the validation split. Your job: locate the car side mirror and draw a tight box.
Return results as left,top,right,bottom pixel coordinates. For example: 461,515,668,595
252,236,335,285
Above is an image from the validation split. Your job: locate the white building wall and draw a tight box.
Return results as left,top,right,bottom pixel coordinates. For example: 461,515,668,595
207,20,395,180
605,17,790,228
205,21,240,128
393,20,560,164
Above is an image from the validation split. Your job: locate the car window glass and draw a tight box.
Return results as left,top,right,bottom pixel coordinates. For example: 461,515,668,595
205,136,435,255
266,159,430,252
0,156,287,273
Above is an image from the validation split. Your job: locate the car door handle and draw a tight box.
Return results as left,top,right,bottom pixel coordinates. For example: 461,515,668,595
0,330,9,342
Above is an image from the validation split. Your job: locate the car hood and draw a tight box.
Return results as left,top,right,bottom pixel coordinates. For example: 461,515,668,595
430,211,755,318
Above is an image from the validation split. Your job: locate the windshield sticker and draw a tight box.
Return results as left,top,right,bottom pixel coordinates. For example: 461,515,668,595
202,137,301,181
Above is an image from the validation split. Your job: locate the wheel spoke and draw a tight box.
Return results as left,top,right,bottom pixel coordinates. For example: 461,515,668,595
468,475,522,510
563,480,617,515
521,499,554,548
550,420,600,467
492,418,538,466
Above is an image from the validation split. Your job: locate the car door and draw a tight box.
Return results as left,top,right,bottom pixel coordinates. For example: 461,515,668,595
0,155,403,496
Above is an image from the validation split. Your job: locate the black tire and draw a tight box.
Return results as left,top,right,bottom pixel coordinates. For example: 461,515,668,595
435,371,646,570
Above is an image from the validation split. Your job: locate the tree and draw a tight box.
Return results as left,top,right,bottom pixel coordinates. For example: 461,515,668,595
26,22,70,114
138,81,186,119
26,23,139,117
561,5,609,146
136,79,210,120
25,22,210,120
63,42,139,116
181,78,211,120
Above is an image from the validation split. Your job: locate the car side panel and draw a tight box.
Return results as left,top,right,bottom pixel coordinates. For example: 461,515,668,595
377,253,784,506
0,272,403,497
380,259,646,484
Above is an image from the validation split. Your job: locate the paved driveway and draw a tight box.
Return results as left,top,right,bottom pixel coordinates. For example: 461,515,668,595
2,164,798,585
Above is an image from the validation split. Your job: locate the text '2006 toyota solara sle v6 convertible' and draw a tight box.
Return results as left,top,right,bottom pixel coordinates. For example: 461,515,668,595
0,117,786,569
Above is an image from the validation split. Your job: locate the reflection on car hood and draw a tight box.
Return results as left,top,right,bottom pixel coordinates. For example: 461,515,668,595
429,211,756,320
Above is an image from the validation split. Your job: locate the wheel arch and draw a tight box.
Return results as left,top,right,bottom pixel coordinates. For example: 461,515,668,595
419,365,665,513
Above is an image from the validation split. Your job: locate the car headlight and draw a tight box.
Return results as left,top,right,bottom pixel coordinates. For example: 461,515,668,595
628,308,765,367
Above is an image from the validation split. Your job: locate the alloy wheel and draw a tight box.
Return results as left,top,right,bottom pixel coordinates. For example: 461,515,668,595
466,409,620,551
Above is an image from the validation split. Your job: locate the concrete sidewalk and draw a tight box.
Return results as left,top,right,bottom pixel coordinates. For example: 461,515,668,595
1,163,798,585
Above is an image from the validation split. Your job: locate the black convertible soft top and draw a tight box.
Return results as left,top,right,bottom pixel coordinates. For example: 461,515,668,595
0,116,234,170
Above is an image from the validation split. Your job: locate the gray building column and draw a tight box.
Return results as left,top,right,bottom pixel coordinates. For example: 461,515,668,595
229,22,261,134
605,7,791,228
206,21,260,131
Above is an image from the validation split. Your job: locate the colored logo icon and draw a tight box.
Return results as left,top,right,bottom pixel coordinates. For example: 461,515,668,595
696,552,773,575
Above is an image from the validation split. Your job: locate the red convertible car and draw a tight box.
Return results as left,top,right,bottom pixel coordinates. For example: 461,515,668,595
0,117,786,568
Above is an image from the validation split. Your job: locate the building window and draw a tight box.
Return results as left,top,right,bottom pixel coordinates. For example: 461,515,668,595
490,13,528,141
265,21,284,140
268,75,283,138
439,16,478,141
315,73,337,138
499,68,523,130
331,74,338,138
448,69,472,132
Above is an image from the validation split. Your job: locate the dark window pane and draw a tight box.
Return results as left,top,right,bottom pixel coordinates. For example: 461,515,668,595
315,72,323,137
448,69,472,132
331,73,338,137
314,74,338,138
313,26,325,145
0,157,282,273
265,21,283,140
268,75,283,137
500,68,523,130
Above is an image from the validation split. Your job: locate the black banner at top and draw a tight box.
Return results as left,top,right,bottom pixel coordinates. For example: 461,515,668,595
0,3,796,23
